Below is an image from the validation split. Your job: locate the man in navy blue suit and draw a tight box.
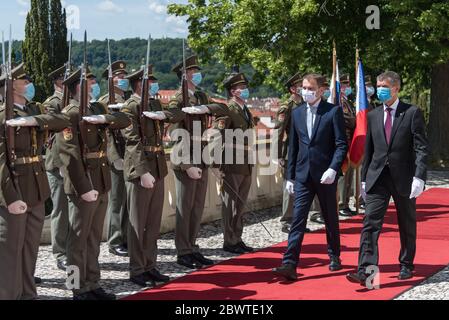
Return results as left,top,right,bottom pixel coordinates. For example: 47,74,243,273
273,74,348,280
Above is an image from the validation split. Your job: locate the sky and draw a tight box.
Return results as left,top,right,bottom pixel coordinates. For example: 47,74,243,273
2,0,190,41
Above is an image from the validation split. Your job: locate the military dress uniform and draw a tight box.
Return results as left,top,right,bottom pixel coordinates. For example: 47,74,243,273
274,73,303,229
121,66,184,284
169,56,229,266
0,64,70,300
57,69,130,298
98,60,130,255
43,65,70,266
338,75,356,215
213,72,255,253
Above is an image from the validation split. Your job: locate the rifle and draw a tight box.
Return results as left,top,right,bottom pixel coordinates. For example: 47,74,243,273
62,33,72,109
78,31,93,187
1,31,6,84
107,39,125,158
3,25,20,192
181,39,192,133
136,34,151,146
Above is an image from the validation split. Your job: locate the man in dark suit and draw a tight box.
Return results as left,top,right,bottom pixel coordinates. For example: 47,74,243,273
273,74,348,280
347,71,428,285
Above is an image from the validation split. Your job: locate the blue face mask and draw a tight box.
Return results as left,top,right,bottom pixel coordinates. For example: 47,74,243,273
23,83,36,102
90,83,101,101
323,89,331,100
344,87,352,97
366,86,375,97
117,79,129,91
377,87,392,102
239,88,250,100
191,72,203,87
149,82,160,96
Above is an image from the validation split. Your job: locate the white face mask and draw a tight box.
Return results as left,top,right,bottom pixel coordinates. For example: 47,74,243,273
302,89,317,103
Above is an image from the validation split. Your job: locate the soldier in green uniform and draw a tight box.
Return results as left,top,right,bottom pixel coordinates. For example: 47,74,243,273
121,65,184,287
57,68,129,300
43,65,70,271
274,72,303,233
338,74,357,217
98,60,130,257
212,71,255,254
169,55,230,269
0,63,70,300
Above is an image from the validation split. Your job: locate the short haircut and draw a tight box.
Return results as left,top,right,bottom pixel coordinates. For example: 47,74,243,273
377,71,401,87
303,73,326,88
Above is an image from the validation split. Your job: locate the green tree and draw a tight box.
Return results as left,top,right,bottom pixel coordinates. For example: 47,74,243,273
168,0,449,167
50,0,68,69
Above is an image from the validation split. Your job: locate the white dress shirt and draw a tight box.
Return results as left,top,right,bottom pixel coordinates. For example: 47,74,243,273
383,98,399,126
306,98,321,138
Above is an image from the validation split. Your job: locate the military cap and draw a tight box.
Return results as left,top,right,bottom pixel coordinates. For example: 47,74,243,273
340,74,350,84
125,65,157,82
102,60,128,79
284,72,303,89
223,72,249,90
48,65,67,80
172,55,202,78
364,75,372,86
0,63,32,83
62,67,95,87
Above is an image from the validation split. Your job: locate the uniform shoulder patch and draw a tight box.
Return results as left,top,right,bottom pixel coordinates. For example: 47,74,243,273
63,127,73,141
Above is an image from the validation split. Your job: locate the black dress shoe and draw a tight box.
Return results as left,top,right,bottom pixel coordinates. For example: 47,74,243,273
223,244,246,254
192,252,215,266
272,264,298,281
281,223,291,233
130,274,154,287
34,277,42,284
109,245,128,257
339,208,356,217
237,242,254,253
146,268,170,283
346,272,368,285
310,212,325,224
73,292,97,300
177,254,202,269
329,256,342,271
57,259,68,271
91,287,116,300
398,266,413,280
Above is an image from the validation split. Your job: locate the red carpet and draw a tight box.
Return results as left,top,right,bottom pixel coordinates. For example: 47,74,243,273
125,188,449,300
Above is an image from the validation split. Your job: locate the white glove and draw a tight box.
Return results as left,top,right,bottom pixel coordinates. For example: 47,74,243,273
410,177,425,199
108,103,125,110
286,180,295,195
83,115,107,124
186,167,202,180
140,172,156,189
320,168,337,185
361,182,367,201
8,200,28,215
81,190,99,203
143,111,167,120
182,105,210,115
113,159,124,171
6,117,38,127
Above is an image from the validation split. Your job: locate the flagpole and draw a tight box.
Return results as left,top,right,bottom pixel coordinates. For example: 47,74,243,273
354,48,361,215
332,40,337,104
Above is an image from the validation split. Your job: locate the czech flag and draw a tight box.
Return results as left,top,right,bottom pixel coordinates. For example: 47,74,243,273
349,59,369,167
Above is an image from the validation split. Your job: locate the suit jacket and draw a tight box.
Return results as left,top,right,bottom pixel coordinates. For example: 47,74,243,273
361,100,428,196
287,100,348,183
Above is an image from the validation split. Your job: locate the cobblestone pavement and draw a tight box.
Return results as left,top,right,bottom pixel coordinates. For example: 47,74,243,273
35,171,449,300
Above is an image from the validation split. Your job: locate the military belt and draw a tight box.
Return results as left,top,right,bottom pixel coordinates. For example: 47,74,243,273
85,151,107,159
144,146,164,153
15,155,43,165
